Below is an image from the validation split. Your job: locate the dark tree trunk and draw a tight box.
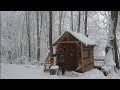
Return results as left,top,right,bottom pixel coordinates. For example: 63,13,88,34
59,11,63,36
36,11,41,61
111,11,119,69
77,11,81,33
49,11,53,56
0,11,1,35
0,12,1,51
85,11,88,36
25,11,31,61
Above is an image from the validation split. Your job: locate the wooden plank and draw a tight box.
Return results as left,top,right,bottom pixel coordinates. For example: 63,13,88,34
82,49,88,52
83,48,93,52
83,61,94,67
83,57,89,60
75,42,81,48
67,32,69,41
56,43,59,63
81,42,83,72
83,63,94,72
57,41,80,44
83,56,94,61
82,54,88,58
83,58,94,62
83,52,88,55
55,45,57,64
83,62,93,68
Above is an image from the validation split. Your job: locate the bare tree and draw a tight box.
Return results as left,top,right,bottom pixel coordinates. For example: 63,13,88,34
0,11,1,32
77,11,81,33
111,11,119,69
71,11,74,31
49,11,53,55
0,11,1,58
104,11,119,73
62,11,66,31
84,11,88,36
58,11,63,36
36,11,41,61
25,11,31,62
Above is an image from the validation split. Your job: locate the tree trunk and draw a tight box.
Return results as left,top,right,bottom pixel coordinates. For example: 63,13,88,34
49,11,53,56
0,12,1,58
63,11,66,31
71,11,74,31
0,12,1,42
85,11,88,36
59,11,63,36
36,11,41,61
0,11,2,34
77,11,81,33
111,11,119,69
25,11,31,62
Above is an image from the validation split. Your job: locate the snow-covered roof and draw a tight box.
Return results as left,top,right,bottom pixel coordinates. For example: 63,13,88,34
53,30,97,46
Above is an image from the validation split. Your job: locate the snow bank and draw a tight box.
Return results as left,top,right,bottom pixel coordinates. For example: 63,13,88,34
1,63,119,79
104,48,116,67
1,63,41,79
79,69,107,79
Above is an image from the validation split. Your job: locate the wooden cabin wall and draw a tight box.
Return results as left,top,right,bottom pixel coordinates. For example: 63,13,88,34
56,33,68,43
75,42,83,72
54,32,95,72
56,43,59,64
55,42,94,72
56,32,79,43
82,44,94,72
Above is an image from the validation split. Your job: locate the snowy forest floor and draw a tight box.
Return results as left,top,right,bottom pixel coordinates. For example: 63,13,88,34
0,63,120,79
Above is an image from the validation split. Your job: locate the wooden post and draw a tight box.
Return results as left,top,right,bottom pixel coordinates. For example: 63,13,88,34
81,42,84,72
75,42,81,48
56,43,59,64
67,33,69,41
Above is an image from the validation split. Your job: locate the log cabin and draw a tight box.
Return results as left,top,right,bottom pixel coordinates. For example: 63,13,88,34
52,30,97,73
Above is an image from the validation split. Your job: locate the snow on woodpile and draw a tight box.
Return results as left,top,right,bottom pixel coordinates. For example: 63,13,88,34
104,48,116,67
94,56,104,60
53,30,97,46
94,61,105,67
101,48,119,78
50,65,59,69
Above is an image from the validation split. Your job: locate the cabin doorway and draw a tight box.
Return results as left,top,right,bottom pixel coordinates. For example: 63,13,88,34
57,43,78,71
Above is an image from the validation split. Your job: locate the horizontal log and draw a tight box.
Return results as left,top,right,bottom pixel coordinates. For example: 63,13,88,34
83,50,93,53
83,52,88,55
82,60,94,66
82,47,89,49
83,57,89,60
83,64,94,72
83,62,94,68
83,49,93,52
83,58,94,61
57,41,80,44
82,54,88,58
82,54,93,58
83,58,93,62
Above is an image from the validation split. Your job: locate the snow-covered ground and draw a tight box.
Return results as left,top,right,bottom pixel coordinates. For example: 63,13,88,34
0,63,120,79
